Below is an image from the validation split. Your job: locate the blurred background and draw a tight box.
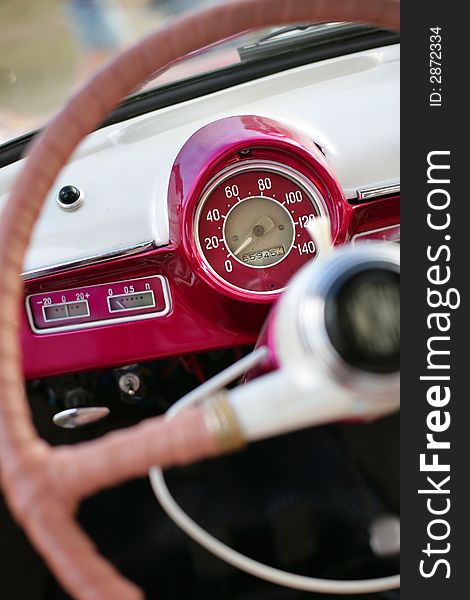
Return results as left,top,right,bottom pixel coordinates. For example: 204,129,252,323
0,0,244,144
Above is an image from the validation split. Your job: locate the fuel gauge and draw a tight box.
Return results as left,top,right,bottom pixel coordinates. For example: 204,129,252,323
107,291,156,313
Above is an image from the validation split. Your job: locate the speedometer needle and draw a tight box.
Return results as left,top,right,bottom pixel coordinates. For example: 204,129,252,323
233,215,275,256
234,236,253,256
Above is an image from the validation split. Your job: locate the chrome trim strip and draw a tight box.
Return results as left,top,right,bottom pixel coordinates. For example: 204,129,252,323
22,241,157,281
356,183,400,202
352,224,400,243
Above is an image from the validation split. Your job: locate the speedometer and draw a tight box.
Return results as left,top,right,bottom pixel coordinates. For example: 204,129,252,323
195,161,327,297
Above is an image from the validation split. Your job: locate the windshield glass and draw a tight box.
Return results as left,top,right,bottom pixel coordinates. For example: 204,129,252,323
1,0,241,144
0,1,386,146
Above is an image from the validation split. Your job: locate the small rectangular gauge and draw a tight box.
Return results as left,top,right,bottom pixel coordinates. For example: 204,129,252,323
107,290,155,313
26,275,171,334
43,300,90,322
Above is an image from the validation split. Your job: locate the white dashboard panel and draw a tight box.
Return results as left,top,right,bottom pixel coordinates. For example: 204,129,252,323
0,44,399,274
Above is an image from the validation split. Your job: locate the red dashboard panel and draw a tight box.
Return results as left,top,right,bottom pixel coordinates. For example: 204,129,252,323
21,116,399,379
22,247,269,379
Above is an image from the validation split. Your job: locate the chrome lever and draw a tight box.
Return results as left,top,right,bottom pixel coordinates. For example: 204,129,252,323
52,406,110,429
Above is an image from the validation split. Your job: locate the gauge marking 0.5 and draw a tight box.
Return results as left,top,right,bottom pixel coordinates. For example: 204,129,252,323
107,290,156,313
194,160,327,297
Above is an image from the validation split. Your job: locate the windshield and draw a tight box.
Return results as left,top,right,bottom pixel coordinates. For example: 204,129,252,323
0,1,392,146
1,0,238,144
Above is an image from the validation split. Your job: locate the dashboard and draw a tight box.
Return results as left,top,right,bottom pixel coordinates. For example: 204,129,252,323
0,43,399,380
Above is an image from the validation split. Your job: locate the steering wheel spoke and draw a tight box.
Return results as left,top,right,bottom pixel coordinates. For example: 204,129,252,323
47,407,218,502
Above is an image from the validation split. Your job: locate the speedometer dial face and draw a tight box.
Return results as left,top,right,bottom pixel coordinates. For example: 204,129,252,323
224,196,295,268
195,161,327,297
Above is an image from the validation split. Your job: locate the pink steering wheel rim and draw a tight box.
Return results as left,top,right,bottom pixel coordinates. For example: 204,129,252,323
0,2,399,598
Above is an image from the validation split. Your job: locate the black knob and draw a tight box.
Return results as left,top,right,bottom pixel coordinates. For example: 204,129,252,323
57,185,83,210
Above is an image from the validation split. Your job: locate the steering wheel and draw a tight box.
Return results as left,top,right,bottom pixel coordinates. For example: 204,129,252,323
0,1,399,599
